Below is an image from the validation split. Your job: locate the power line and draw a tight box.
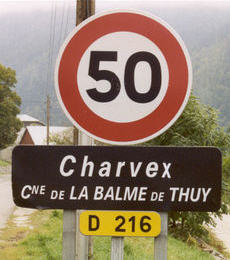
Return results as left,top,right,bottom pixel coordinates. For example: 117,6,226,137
57,0,67,48
63,0,71,42
45,0,55,98
48,0,57,96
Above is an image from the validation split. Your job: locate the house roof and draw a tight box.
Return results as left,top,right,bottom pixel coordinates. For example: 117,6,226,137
17,114,44,124
15,128,26,144
17,114,40,122
26,126,72,145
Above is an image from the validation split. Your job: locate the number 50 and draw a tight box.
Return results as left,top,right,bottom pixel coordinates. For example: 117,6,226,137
87,51,161,103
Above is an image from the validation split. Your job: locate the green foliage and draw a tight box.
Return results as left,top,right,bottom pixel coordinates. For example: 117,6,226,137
49,128,73,145
0,63,22,149
223,156,230,179
147,95,230,239
147,95,230,150
222,155,230,204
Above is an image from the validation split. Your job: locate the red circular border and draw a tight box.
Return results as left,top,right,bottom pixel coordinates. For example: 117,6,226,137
58,12,189,143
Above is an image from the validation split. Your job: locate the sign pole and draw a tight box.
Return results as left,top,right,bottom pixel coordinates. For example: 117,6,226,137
154,213,168,260
62,210,77,260
76,208,88,260
111,237,124,260
76,133,93,260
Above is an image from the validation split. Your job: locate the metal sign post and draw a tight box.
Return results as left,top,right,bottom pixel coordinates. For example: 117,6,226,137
76,132,93,260
111,237,124,260
154,213,168,260
62,210,77,260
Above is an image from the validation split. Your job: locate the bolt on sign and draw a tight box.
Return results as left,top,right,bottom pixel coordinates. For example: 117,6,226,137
12,146,221,212
55,10,192,145
79,211,161,237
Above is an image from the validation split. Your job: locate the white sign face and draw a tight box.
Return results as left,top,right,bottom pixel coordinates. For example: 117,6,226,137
55,10,192,145
78,31,169,123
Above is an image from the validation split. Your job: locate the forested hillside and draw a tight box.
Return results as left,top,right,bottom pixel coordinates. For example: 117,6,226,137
0,2,230,127
193,34,230,127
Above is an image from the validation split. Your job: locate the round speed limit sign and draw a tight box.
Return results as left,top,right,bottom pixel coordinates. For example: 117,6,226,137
55,10,192,145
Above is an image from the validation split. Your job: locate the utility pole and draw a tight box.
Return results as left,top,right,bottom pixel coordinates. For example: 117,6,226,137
62,1,95,260
75,3,95,260
46,95,50,145
76,0,95,25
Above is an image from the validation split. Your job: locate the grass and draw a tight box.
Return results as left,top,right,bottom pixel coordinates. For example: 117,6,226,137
0,160,10,167
0,212,29,259
93,236,214,260
20,210,62,260
168,236,214,260
0,209,225,260
0,210,62,260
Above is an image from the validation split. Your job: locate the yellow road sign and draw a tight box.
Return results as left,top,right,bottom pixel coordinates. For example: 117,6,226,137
80,211,161,237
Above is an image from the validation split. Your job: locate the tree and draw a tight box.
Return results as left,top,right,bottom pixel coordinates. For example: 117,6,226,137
0,63,22,149
49,128,73,145
147,94,230,239
147,95,230,149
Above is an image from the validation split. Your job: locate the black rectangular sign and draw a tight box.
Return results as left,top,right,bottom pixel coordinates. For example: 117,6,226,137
12,146,221,211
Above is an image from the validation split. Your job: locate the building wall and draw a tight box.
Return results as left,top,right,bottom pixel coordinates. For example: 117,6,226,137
20,130,34,145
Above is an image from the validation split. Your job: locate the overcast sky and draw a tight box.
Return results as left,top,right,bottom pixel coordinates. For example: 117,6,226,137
0,0,229,16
